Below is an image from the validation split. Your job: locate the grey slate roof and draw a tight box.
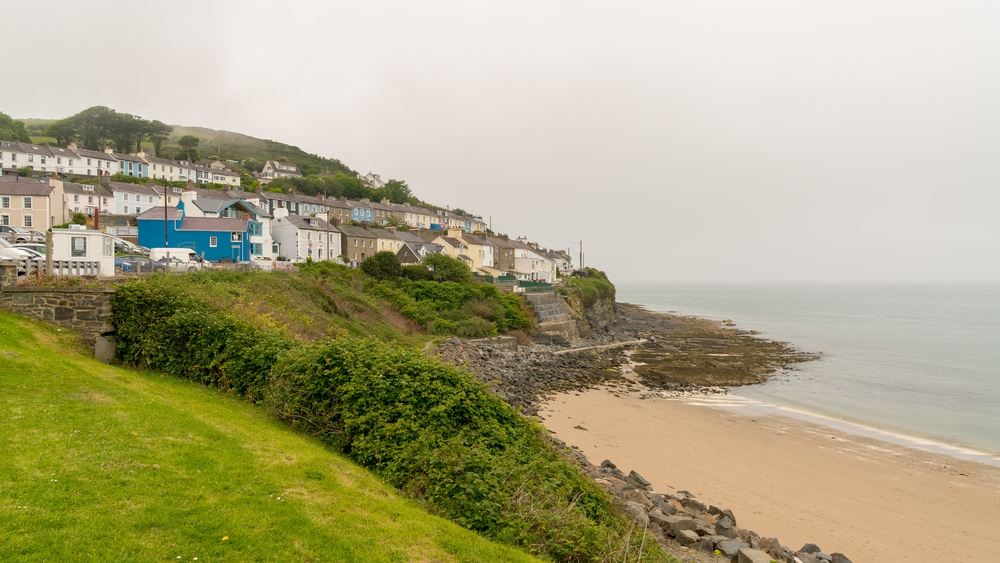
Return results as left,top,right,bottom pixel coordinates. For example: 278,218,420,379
0,178,52,195
137,207,183,221
338,225,378,239
179,217,248,232
283,214,338,232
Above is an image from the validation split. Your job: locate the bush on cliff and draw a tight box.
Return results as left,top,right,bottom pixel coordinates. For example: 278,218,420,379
110,272,661,562
562,268,616,309
268,337,650,561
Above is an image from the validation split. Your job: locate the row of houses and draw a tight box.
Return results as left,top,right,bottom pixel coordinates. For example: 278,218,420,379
0,140,242,186
0,174,569,279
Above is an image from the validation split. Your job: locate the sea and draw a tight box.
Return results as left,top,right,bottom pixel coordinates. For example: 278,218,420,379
616,283,1000,466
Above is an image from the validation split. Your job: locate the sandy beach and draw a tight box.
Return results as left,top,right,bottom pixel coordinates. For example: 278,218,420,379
539,388,1000,563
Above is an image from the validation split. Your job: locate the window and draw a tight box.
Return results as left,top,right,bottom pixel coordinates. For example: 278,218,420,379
88,196,93,204
74,195,80,203
102,198,108,205
231,232,242,242
1,197,9,209
124,205,129,214
57,157,62,164
71,236,87,257
354,240,358,247
251,243,262,255
40,156,46,164
135,194,141,202
28,154,33,162
10,154,16,162
136,207,141,214
87,158,92,165
148,196,154,203
23,197,31,209
0,215,8,226
210,236,218,247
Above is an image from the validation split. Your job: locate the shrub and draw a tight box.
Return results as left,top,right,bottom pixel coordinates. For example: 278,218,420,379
267,338,649,561
360,251,402,280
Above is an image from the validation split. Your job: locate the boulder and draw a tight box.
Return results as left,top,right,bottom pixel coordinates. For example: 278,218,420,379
830,554,853,563
799,543,822,555
717,539,749,559
622,502,649,528
738,548,776,563
619,487,653,508
663,515,698,537
675,529,700,546
627,469,653,490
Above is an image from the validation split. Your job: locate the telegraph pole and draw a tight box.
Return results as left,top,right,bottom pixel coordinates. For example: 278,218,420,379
163,175,169,247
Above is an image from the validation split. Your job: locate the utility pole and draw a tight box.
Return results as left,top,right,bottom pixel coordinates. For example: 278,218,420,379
579,240,584,269
163,175,169,247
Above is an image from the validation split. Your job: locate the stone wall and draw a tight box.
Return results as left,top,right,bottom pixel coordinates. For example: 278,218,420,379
522,291,581,344
0,286,116,346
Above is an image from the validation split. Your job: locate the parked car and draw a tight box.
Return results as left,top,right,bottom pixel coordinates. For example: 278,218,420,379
14,243,47,258
0,237,30,274
0,225,45,243
148,248,206,272
113,237,148,255
115,254,167,273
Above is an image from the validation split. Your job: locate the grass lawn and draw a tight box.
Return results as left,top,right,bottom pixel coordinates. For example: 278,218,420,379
0,311,540,562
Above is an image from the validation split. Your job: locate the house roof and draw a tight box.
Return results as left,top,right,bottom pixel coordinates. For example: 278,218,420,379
179,217,248,232
0,178,52,195
282,214,338,232
337,224,377,238
462,234,492,246
438,236,465,248
136,207,183,221
62,182,111,197
107,181,160,196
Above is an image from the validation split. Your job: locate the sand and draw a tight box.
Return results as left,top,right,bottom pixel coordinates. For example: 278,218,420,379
538,388,1000,563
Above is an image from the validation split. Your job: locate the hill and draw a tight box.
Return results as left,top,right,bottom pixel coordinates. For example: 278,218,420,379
21,116,354,178
0,310,540,562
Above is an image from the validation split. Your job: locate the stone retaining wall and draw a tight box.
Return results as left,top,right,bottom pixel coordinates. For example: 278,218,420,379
0,285,116,347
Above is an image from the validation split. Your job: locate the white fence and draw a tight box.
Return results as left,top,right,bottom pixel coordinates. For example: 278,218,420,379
22,259,103,277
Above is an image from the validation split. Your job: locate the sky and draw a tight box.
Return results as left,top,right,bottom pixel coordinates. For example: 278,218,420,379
5,1,999,283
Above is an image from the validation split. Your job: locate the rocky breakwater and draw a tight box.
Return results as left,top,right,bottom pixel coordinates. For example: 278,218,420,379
560,451,854,563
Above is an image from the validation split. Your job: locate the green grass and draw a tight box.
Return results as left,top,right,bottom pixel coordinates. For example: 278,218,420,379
0,311,540,562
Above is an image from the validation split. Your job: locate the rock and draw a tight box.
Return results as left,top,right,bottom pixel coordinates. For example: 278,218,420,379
717,539,749,559
738,547,776,563
664,515,698,537
675,529,700,546
626,469,652,490
619,488,653,509
622,502,649,528
799,543,822,555
795,554,821,563
600,459,617,469
830,554,853,563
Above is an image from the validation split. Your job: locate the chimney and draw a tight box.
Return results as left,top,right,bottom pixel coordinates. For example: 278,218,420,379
242,213,250,221
381,198,390,205
100,171,110,186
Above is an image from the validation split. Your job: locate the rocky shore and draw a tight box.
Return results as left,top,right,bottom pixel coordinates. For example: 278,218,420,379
435,300,842,563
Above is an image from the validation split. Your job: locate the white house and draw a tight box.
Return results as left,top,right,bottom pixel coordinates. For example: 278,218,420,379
271,211,341,262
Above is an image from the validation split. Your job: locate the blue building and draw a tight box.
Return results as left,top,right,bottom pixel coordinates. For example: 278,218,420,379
136,201,252,261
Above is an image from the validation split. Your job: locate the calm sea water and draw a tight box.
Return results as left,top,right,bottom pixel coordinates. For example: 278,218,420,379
616,283,1000,459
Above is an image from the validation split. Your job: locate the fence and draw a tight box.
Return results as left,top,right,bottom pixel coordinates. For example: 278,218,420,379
22,259,102,277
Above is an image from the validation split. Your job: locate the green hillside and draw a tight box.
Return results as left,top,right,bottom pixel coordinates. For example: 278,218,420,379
0,310,540,562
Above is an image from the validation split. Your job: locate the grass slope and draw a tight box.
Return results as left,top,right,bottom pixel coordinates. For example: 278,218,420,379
0,311,539,562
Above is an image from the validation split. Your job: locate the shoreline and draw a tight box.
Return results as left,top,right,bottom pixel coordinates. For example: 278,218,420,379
712,392,1000,468
538,385,1000,563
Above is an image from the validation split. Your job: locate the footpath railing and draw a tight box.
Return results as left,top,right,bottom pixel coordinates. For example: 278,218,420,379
22,259,102,277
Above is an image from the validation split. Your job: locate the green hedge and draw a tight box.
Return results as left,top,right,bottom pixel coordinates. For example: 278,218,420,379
110,275,661,562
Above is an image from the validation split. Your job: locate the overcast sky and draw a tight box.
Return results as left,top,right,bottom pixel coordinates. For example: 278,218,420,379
5,1,999,283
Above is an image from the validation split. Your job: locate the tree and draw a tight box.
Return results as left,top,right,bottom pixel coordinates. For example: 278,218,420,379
381,179,412,204
146,120,173,156
360,251,402,280
178,135,200,161
0,112,31,142
423,253,473,283
44,118,78,145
